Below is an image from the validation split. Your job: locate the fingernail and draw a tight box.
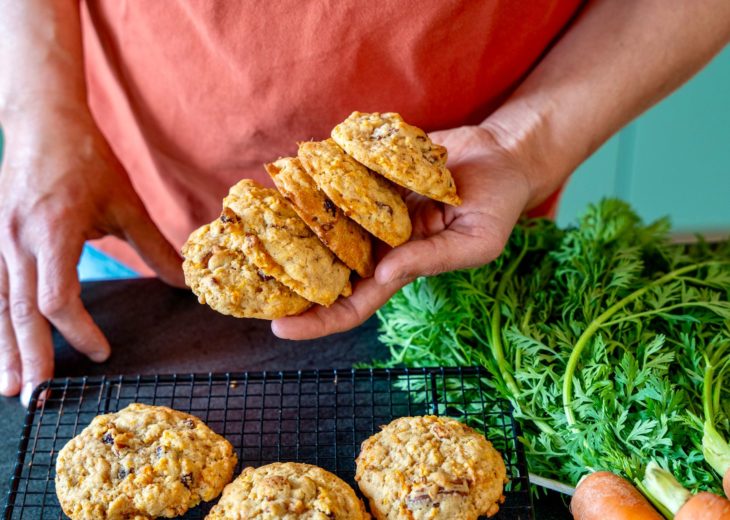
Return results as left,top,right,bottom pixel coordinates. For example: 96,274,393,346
384,273,398,284
89,350,110,363
375,269,397,285
385,272,411,285
270,321,287,339
0,371,20,395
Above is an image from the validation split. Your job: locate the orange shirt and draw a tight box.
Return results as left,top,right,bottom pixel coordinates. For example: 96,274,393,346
80,1,580,274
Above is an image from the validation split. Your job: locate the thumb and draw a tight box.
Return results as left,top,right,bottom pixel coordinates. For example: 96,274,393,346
118,203,185,288
375,229,504,285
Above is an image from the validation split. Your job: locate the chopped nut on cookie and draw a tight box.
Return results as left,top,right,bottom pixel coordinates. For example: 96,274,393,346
298,139,412,247
332,111,461,206
355,415,507,519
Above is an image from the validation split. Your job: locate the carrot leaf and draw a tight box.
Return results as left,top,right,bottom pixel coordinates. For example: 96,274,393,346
373,199,730,495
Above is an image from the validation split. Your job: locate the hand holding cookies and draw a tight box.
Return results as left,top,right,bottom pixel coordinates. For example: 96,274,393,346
182,112,538,339
272,121,540,340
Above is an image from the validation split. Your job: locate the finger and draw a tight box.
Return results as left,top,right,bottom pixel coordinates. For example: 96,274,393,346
36,238,111,363
5,249,54,407
402,193,449,240
118,204,185,287
271,276,409,340
375,227,505,285
427,129,451,146
0,256,21,396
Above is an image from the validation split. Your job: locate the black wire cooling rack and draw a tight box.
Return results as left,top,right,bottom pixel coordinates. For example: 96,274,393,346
4,367,533,519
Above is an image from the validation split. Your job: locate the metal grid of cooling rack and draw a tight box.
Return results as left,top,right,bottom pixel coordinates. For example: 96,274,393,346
4,367,533,519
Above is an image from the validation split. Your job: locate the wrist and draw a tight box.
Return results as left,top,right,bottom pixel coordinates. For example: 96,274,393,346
1,64,89,129
1,96,95,140
479,95,573,211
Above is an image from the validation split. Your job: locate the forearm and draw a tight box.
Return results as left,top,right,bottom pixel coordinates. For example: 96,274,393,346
0,0,88,125
483,0,730,209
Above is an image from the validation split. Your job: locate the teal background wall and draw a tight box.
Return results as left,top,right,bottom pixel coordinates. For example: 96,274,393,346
558,46,730,232
0,47,728,234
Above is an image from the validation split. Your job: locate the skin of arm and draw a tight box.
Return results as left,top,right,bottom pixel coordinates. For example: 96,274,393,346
0,0,183,405
272,0,730,339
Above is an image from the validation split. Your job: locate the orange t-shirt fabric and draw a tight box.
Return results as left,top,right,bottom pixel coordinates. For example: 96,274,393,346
80,1,581,275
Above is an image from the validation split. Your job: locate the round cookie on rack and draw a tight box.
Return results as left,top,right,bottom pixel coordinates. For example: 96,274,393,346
182,217,312,319
331,111,461,206
297,139,412,248
222,179,351,306
206,462,371,519
55,403,237,520
266,157,374,277
355,415,507,520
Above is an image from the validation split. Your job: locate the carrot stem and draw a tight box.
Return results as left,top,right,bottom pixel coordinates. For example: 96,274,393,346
489,238,526,399
636,479,674,520
489,236,557,436
642,461,692,517
702,343,730,480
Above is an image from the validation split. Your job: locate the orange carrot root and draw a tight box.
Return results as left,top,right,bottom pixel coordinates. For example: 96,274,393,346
675,491,730,520
570,471,662,520
724,470,730,500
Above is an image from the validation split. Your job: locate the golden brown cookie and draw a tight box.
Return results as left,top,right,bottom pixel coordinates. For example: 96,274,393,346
297,139,411,248
206,462,370,519
223,180,351,306
182,218,311,319
266,157,374,277
355,416,507,520
55,403,237,520
332,112,461,206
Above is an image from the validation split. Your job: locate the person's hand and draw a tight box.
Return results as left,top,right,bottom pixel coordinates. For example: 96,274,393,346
0,104,184,405
272,124,547,340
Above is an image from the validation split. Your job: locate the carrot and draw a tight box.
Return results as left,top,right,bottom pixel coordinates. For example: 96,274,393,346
643,461,730,520
675,491,730,520
725,471,730,501
570,471,662,520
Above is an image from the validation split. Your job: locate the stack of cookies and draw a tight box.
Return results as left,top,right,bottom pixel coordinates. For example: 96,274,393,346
182,112,461,319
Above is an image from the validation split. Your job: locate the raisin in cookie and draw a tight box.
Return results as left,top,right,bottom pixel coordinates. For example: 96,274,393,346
266,157,374,277
355,416,507,520
298,139,411,248
332,112,461,206
223,179,351,306
206,462,370,519
182,218,311,319
55,403,237,520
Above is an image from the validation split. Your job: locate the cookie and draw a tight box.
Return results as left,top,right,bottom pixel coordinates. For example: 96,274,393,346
355,416,507,520
266,157,374,277
297,139,411,248
206,462,370,519
182,218,311,319
223,179,351,306
55,403,237,520
331,112,461,206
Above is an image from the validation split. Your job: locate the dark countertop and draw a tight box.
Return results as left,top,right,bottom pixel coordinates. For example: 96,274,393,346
0,278,571,518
